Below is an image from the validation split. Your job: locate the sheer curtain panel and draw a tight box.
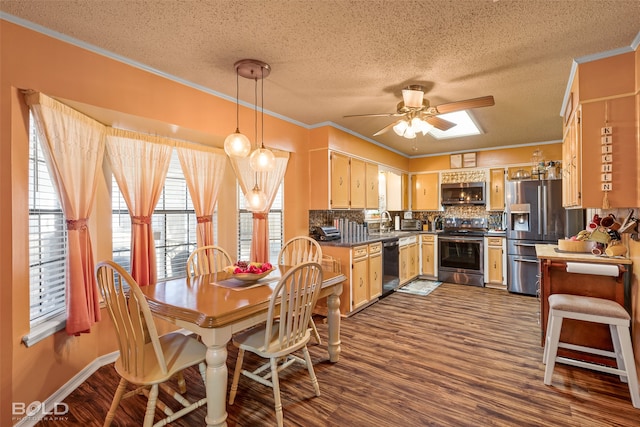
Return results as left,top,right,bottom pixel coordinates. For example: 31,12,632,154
176,142,226,247
106,129,172,286
230,150,289,262
25,91,106,335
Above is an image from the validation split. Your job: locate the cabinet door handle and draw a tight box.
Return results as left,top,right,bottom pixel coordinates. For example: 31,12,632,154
339,176,343,186
357,179,360,188
359,277,363,287
374,272,378,280
495,185,499,193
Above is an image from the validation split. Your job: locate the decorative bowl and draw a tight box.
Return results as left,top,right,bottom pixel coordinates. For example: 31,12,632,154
231,268,275,282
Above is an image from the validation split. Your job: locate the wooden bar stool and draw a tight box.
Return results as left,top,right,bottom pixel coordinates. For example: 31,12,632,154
543,293,640,408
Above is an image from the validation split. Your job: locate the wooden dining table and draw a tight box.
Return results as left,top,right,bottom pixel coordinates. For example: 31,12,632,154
140,265,346,427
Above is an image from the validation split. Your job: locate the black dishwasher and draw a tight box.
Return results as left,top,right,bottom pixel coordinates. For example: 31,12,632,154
382,239,399,296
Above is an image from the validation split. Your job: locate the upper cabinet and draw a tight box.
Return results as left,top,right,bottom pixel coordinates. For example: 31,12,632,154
562,51,639,208
365,162,379,209
412,172,439,211
562,106,582,207
330,152,350,208
310,149,381,210
488,168,505,211
349,157,366,209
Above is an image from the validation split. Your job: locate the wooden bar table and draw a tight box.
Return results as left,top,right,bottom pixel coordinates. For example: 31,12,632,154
140,265,345,427
535,244,632,367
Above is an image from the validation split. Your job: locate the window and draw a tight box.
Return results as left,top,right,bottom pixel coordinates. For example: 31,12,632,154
28,115,67,327
112,150,199,280
237,184,283,262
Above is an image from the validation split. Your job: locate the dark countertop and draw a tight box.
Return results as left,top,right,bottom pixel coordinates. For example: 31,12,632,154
317,229,506,248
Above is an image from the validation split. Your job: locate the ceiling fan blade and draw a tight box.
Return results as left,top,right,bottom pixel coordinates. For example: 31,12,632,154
373,120,400,136
433,95,495,114
343,112,403,118
425,116,456,131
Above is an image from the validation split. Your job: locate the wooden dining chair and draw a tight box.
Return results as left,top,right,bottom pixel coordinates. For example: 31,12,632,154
277,236,323,343
186,245,233,278
96,260,207,427
228,262,324,427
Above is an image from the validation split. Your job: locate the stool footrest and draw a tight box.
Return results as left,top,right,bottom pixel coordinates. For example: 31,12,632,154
556,357,627,378
558,342,617,359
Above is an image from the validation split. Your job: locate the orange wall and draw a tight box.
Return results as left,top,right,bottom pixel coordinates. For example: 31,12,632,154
409,143,563,172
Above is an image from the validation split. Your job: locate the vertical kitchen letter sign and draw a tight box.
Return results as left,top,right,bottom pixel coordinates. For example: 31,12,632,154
601,126,613,191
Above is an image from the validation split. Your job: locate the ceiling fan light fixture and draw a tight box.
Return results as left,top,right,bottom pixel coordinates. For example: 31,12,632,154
393,120,409,136
402,85,425,109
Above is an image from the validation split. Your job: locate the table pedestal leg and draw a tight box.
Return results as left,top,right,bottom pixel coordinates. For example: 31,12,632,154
203,342,228,427
326,285,342,362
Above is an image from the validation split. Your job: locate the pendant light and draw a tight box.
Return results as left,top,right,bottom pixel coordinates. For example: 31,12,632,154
224,62,251,158
248,180,268,211
243,60,268,211
249,64,276,172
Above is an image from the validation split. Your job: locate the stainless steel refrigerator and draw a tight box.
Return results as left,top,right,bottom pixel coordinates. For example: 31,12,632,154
506,179,584,295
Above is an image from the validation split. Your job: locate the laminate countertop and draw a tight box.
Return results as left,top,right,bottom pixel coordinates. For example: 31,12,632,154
535,244,632,265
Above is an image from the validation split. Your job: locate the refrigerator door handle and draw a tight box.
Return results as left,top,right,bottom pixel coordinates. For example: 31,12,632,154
542,183,548,237
513,258,539,263
537,186,542,235
514,242,537,247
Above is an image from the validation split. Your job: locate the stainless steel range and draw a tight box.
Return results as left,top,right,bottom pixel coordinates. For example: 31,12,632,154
438,217,487,287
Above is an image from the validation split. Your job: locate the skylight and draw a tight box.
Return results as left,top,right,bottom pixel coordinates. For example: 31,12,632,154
429,110,483,139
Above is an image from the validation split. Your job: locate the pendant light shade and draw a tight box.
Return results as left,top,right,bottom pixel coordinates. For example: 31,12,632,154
224,63,251,158
248,183,267,211
249,147,276,172
224,130,251,157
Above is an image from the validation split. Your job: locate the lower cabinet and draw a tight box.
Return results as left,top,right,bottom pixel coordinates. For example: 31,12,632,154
399,236,418,285
420,234,438,279
484,236,506,289
320,242,382,316
368,242,382,299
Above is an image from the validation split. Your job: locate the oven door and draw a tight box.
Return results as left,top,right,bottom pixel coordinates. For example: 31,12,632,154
438,236,484,287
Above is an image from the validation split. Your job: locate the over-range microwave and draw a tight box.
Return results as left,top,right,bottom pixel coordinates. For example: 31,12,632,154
441,182,486,205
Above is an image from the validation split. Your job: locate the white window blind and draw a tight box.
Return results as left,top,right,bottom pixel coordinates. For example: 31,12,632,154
28,115,67,326
112,149,200,280
238,184,283,263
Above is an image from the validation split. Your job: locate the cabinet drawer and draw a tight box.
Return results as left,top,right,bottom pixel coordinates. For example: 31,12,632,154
368,242,382,255
353,245,368,259
421,234,435,242
487,237,503,246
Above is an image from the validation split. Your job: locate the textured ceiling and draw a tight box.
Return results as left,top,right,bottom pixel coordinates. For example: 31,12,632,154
2,0,639,157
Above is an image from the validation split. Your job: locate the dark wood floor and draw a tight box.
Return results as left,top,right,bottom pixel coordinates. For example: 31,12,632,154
37,283,640,426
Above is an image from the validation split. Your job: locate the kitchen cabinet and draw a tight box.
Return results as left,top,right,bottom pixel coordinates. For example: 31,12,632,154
537,246,632,367
319,242,382,316
352,245,368,309
349,157,366,209
330,152,350,209
365,162,379,209
484,236,506,289
420,234,437,280
399,236,418,285
412,172,439,211
368,242,382,298
488,168,505,211
562,107,581,207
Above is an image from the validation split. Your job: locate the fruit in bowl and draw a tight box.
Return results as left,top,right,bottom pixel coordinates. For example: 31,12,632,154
225,261,275,281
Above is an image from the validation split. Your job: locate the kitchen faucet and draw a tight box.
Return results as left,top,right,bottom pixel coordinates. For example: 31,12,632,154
380,210,392,232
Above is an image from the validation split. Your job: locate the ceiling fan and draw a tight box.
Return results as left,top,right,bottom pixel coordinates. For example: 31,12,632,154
344,85,495,138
